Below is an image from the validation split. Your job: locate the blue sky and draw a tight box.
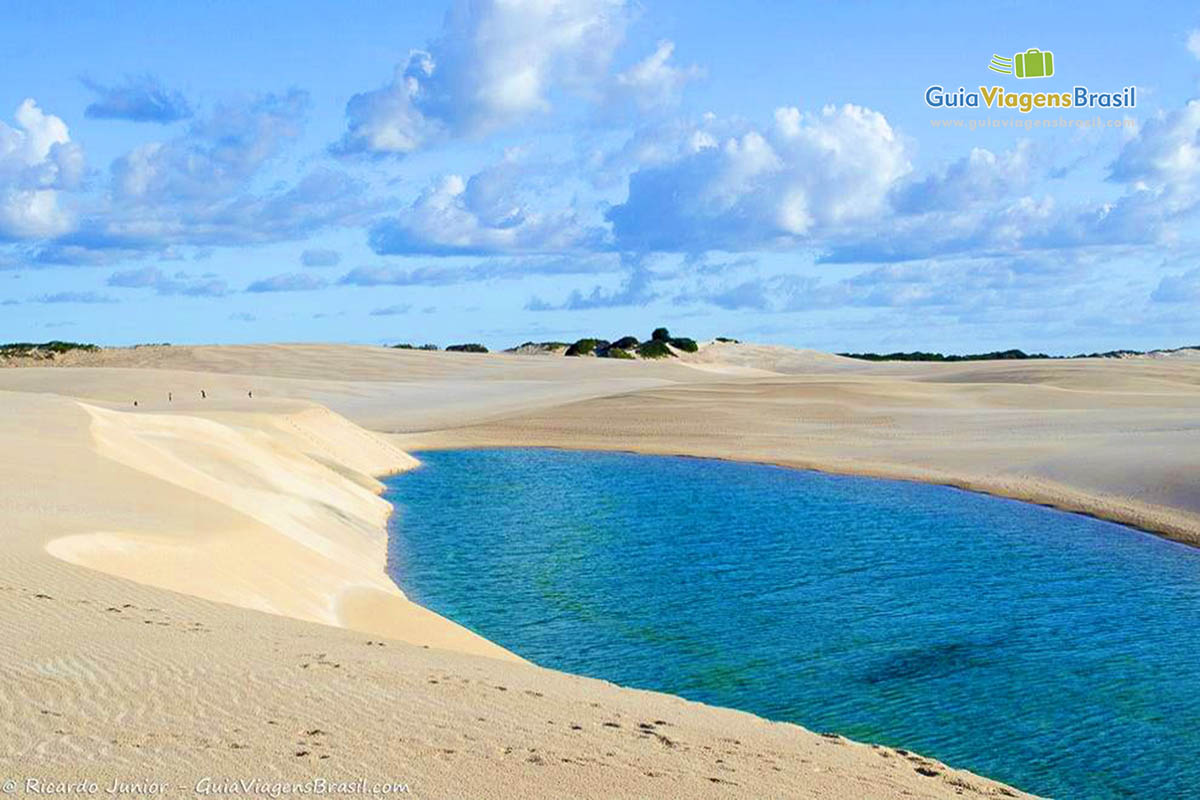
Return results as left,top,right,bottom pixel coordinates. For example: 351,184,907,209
2,0,1199,353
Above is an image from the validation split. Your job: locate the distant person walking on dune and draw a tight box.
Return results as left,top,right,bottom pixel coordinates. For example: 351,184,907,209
201,390,206,399
248,390,253,398
168,392,172,403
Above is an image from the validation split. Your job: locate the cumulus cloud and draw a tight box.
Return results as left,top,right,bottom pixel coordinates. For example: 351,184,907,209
608,40,703,114
334,0,630,155
107,266,229,297
892,142,1034,214
816,117,1200,265
83,75,193,123
0,99,83,239
1109,100,1200,205
53,95,367,257
607,104,910,251
204,169,370,244
112,90,308,204
817,192,1144,264
1188,29,1200,60
301,248,341,267
600,94,1200,267
821,101,1200,265
245,272,328,292
1151,267,1200,302
369,156,604,255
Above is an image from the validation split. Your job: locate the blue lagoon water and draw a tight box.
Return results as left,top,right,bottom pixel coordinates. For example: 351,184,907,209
383,449,1200,798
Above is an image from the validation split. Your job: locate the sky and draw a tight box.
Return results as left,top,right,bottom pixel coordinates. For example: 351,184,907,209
1,0,1199,354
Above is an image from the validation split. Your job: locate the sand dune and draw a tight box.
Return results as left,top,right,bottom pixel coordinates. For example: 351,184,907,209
406,352,1200,548
9,340,1194,797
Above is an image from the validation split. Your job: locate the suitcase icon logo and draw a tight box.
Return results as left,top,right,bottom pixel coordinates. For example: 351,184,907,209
989,48,1055,79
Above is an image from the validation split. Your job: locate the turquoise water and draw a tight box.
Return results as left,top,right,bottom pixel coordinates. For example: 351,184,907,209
383,449,1200,799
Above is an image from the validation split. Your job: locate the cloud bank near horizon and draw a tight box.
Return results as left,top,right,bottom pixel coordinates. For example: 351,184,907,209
0,0,1196,352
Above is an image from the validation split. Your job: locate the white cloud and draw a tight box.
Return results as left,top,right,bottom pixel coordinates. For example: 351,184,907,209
112,90,308,204
1151,267,1200,302
107,266,229,297
893,141,1034,213
1188,29,1200,59
47,95,367,257
369,155,604,255
0,99,82,239
1109,100,1200,199
607,103,910,251
817,114,1200,265
333,58,441,156
609,40,703,113
335,0,630,155
245,272,328,292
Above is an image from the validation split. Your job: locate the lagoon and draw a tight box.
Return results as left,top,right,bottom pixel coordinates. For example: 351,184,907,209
384,449,1200,798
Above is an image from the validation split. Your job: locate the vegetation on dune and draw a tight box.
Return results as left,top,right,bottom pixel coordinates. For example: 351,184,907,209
0,341,100,359
840,346,1200,362
840,349,1049,362
669,336,698,353
508,340,569,352
644,327,697,352
565,338,608,356
715,336,740,343
560,327,704,359
636,339,676,359
391,343,440,350
446,343,489,353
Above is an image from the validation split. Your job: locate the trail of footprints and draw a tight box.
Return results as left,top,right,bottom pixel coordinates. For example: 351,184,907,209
413,670,1017,795
4,587,1018,796
417,670,753,787
1,583,211,634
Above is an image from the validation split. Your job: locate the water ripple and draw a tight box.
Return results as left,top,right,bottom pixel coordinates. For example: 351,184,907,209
385,449,1200,799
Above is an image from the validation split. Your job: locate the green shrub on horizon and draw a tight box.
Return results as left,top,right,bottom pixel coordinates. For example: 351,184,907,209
651,327,671,342
0,341,100,358
600,347,635,359
565,338,608,356
510,340,569,351
446,343,489,353
840,349,1049,362
636,339,675,359
391,343,440,350
669,337,698,353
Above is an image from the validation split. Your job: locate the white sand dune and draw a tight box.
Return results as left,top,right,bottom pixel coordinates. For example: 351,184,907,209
7,340,1196,797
